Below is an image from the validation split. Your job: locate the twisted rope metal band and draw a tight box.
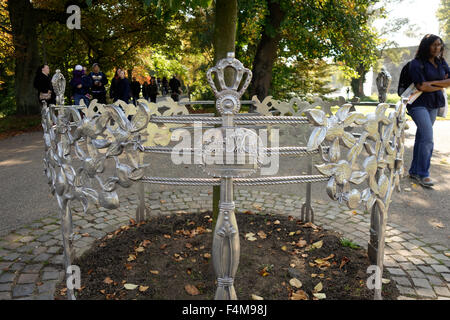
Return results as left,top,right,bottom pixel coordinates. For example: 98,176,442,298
142,146,330,155
149,115,310,125
140,175,329,186
140,177,220,186
234,175,329,185
217,277,234,288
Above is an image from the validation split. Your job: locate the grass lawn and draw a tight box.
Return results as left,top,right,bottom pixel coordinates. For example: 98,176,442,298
0,114,42,139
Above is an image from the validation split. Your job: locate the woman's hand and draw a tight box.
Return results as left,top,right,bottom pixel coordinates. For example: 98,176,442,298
416,82,444,92
428,78,450,88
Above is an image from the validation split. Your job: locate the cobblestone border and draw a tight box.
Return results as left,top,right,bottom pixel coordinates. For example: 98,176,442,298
0,189,449,300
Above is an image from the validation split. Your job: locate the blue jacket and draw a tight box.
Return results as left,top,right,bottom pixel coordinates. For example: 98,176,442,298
116,78,131,103
70,71,92,96
409,57,449,109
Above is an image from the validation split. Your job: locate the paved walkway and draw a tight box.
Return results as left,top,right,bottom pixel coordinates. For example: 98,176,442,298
0,189,449,300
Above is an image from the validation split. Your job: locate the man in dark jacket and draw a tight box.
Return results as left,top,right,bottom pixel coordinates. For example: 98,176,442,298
130,77,141,105
169,75,181,101
88,63,108,104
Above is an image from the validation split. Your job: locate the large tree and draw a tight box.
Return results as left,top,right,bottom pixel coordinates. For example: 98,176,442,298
236,0,381,101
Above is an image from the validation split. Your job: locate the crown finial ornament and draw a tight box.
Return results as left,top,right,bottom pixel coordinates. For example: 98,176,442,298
51,69,66,105
206,52,252,115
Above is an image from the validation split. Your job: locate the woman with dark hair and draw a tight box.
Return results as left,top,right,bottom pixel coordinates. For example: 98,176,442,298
110,68,122,102
33,64,55,106
408,34,450,187
116,69,131,104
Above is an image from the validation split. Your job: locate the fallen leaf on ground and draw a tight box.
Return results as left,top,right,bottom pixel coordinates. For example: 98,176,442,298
290,290,308,300
257,230,267,239
259,269,269,277
281,245,287,252
139,285,149,292
125,263,133,270
203,253,211,259
142,240,151,247
289,278,303,289
251,294,264,300
314,258,331,269
127,254,136,262
129,218,136,225
252,204,263,211
296,240,307,248
245,232,257,241
382,278,390,284
303,222,319,230
445,252,450,257
150,270,159,275
124,283,138,290
185,284,200,296
103,277,114,285
429,220,445,229
313,293,326,299
135,247,145,253
81,233,89,237
340,256,350,269
322,254,335,261
163,234,171,239
404,187,412,192
273,220,280,225
311,240,323,249
185,243,193,249
160,244,167,250
314,282,323,293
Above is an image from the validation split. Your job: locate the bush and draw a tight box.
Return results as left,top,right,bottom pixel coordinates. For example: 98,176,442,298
0,83,16,117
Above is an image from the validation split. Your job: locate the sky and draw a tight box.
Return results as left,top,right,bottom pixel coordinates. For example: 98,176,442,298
374,0,442,47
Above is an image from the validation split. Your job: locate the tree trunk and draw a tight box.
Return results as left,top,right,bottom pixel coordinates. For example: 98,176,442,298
8,0,41,115
351,65,367,98
213,0,237,63
249,0,285,105
212,0,238,225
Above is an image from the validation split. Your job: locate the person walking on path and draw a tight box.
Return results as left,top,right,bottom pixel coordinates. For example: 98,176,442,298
88,63,108,104
70,64,91,106
142,80,150,101
169,75,182,101
131,77,141,105
161,76,169,96
149,77,159,103
33,64,55,107
109,68,122,102
116,70,131,104
408,34,450,187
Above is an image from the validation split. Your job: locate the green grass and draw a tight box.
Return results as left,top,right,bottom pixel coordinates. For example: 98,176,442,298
340,237,360,249
0,114,41,136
